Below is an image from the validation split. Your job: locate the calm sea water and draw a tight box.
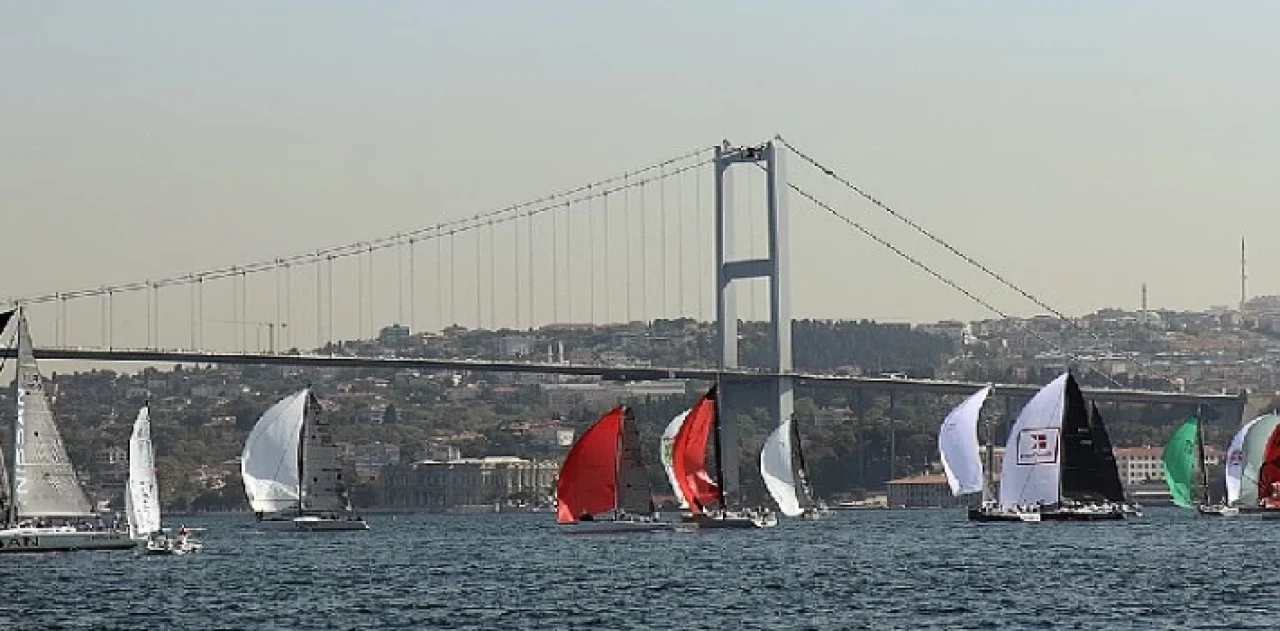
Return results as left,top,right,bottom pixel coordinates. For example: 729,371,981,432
1,508,1275,629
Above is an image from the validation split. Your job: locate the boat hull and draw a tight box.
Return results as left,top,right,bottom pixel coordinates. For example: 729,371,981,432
0,528,135,553
682,510,778,529
257,515,370,531
967,507,1041,523
560,520,672,534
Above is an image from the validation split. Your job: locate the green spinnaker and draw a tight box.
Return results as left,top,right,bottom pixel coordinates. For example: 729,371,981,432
1162,417,1199,509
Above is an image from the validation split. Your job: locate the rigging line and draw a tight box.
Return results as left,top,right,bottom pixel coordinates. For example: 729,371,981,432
588,185,596,324
787,179,1124,389
778,136,1154,382
11,149,713,309
777,136,1098,334
488,220,496,331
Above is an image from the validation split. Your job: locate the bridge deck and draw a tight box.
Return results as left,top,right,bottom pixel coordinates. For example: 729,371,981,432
0,347,1243,409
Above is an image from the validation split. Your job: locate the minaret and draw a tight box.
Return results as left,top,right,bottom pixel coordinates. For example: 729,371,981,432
1240,236,1247,315
1140,283,1148,327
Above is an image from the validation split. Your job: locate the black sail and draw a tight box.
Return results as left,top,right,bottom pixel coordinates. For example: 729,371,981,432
1088,403,1127,502
617,408,655,514
1059,373,1111,503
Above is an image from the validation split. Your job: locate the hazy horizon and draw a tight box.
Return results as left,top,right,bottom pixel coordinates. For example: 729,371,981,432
5,2,1279,352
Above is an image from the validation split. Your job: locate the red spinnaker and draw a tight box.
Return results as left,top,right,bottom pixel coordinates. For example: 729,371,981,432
671,387,722,514
556,406,623,523
1258,423,1280,508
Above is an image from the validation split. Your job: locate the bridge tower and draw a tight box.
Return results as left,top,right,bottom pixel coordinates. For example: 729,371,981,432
713,140,792,502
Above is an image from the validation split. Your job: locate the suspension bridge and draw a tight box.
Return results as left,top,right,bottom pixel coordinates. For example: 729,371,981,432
1,137,1245,427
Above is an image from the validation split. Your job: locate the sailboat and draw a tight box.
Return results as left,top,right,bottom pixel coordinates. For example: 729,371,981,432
241,389,369,531
760,416,829,520
556,405,668,533
127,404,203,554
971,372,1135,522
1162,414,1237,517
1224,412,1280,514
672,387,777,529
937,386,1039,521
0,309,133,552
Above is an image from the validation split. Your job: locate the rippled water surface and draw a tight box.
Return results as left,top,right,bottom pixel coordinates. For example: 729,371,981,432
2,508,1276,629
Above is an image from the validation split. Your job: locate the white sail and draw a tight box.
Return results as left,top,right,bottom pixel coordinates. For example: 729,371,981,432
760,420,804,517
241,390,309,514
998,373,1069,509
1226,413,1280,507
127,406,162,539
12,313,95,519
660,410,689,508
938,386,991,496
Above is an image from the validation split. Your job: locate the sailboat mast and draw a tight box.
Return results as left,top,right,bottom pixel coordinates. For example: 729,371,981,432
1195,406,1210,506
982,415,995,502
710,386,727,508
296,389,309,513
5,310,18,527
614,408,626,517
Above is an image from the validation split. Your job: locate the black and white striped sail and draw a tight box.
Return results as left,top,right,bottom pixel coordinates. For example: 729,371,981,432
299,392,351,513
10,313,94,520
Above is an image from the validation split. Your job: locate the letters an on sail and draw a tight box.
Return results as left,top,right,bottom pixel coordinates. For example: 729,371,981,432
12,313,94,518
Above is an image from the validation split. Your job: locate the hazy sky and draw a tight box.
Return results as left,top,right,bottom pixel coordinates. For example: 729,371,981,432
4,2,1279,351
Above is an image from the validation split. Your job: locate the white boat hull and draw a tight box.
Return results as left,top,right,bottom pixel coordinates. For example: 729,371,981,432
0,527,134,553
257,515,370,531
683,509,778,529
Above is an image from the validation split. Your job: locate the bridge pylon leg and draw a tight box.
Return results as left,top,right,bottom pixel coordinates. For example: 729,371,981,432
713,140,792,503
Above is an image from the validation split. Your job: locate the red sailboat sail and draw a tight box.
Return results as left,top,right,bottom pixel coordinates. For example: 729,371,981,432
1258,423,1280,509
671,387,722,514
556,406,624,524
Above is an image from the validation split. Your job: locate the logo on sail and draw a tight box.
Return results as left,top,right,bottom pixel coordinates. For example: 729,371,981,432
1016,428,1060,465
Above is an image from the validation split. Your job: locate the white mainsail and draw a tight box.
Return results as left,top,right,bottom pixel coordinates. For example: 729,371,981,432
12,313,94,519
938,386,991,496
660,410,689,508
760,420,804,517
241,390,309,514
998,373,1069,509
127,406,162,539
1225,413,1280,507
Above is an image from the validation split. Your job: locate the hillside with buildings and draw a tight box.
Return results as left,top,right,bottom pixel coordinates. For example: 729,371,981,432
8,298,1280,514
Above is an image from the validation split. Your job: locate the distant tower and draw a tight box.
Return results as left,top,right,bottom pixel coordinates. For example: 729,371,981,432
1240,236,1247,314
1140,283,1148,326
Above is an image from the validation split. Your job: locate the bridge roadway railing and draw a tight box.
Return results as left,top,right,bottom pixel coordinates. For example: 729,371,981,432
0,347,1245,415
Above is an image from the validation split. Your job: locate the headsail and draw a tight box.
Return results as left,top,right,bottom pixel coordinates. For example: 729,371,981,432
1256,421,1280,506
1225,415,1264,505
760,421,803,517
1227,413,1280,507
998,373,1069,509
1086,403,1126,503
12,312,94,518
670,388,722,513
127,406,162,539
1162,417,1199,509
659,410,690,509
241,390,308,514
938,386,991,496
556,406,625,523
